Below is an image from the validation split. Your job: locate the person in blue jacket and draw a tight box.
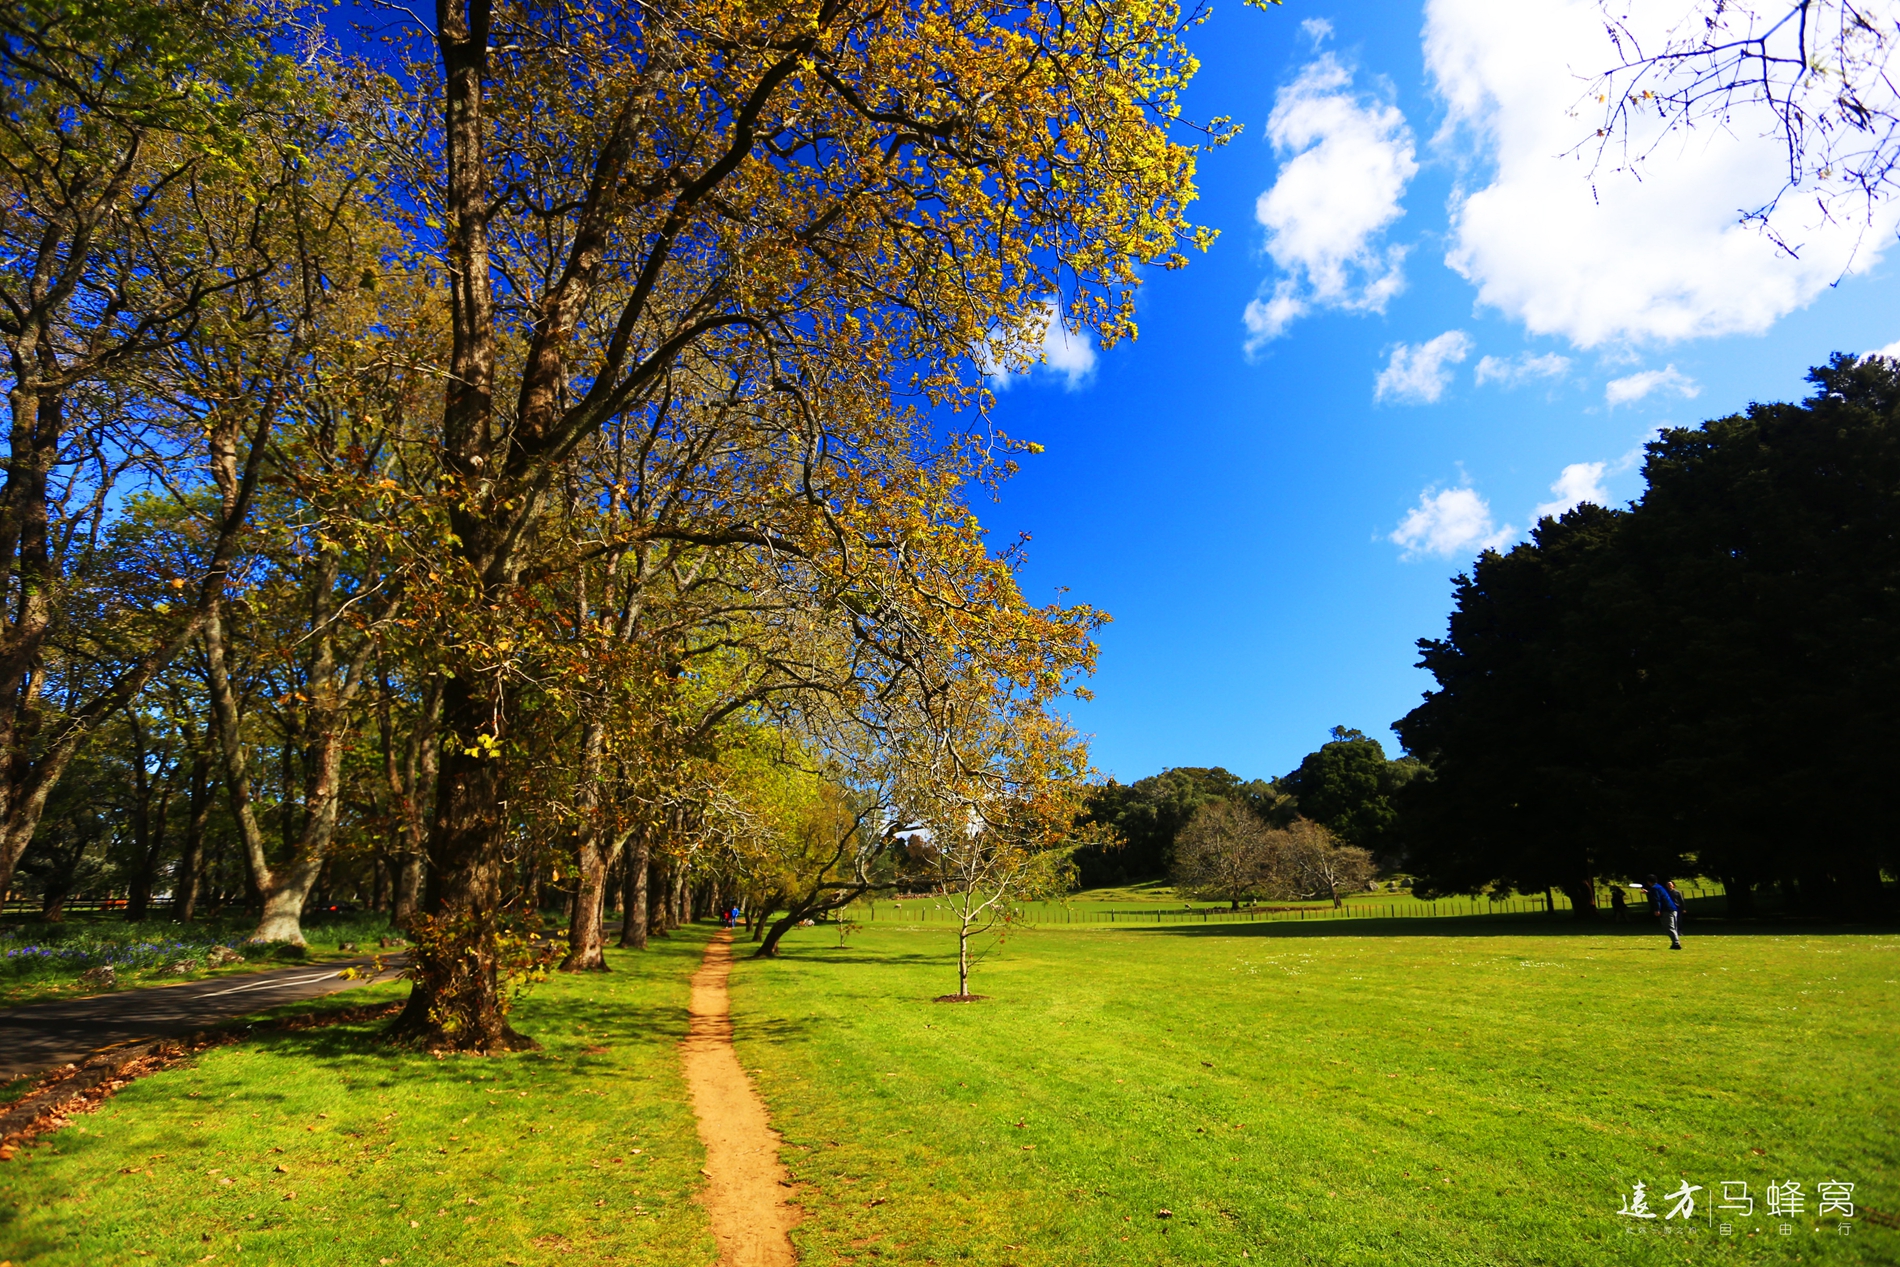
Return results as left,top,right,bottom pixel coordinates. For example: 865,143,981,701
1645,874,1682,950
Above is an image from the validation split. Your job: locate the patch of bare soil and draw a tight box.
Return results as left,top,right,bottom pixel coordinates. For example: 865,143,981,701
682,933,801,1267
932,994,989,1003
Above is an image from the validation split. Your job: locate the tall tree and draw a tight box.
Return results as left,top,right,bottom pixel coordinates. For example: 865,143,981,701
1171,799,1275,909
371,0,1224,1048
1396,355,1900,919
0,0,358,900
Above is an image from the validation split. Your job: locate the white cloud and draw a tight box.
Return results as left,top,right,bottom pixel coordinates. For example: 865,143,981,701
1390,484,1516,560
1605,365,1699,407
1243,54,1418,350
1864,339,1900,361
1474,351,1570,388
1424,0,1900,348
1300,17,1333,44
1376,330,1473,404
984,300,1097,391
1531,461,1609,521
1037,310,1097,390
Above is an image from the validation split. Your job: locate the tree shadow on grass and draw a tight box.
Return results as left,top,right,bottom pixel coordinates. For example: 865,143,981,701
176,987,701,1099
1131,914,1895,941
736,948,949,968
729,1014,823,1047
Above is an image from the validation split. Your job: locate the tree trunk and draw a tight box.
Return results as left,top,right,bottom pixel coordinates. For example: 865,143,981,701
756,899,818,958
123,710,162,922
524,857,543,918
561,723,611,971
204,586,372,946
1721,873,1756,918
382,672,440,932
618,834,649,949
395,849,424,929
388,674,534,1052
958,921,971,995
175,748,212,922
647,856,671,936
1561,876,1599,920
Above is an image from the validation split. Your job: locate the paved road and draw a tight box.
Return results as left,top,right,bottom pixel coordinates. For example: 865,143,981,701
0,957,406,1079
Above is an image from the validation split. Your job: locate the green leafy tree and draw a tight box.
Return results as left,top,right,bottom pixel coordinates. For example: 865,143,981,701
1278,727,1421,859
1075,767,1277,885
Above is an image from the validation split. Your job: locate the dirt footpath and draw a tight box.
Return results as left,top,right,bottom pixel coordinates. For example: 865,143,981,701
682,932,800,1267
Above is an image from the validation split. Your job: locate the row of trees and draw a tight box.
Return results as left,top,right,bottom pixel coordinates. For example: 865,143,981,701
2,0,1229,1045
1397,356,1900,920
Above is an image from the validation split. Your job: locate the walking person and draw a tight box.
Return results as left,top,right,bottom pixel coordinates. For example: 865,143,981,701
1646,874,1682,950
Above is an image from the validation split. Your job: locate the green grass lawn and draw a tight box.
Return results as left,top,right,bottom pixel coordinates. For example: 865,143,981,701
0,929,718,1267
727,917,1899,1266
4,914,1893,1267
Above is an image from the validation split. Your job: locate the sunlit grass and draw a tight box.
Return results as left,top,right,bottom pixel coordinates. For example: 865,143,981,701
729,919,1898,1266
0,929,717,1267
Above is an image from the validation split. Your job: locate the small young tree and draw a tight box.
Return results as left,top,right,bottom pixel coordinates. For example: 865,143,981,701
1172,799,1276,909
1277,818,1376,908
926,817,1075,1000
910,696,1094,1000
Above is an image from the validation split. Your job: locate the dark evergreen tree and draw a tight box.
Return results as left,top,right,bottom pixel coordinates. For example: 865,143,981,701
1395,355,1900,919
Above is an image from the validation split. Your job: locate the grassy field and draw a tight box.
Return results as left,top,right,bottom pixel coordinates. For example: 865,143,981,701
3,913,1893,1266
727,916,1898,1266
0,929,718,1267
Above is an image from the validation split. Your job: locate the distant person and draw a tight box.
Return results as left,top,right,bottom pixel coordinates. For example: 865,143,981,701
1665,880,1688,922
1610,885,1628,923
1646,874,1682,950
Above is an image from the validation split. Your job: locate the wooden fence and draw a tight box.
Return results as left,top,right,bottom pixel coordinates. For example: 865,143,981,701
847,883,1724,928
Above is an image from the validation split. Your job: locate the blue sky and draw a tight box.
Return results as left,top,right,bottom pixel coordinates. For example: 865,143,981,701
979,0,1900,784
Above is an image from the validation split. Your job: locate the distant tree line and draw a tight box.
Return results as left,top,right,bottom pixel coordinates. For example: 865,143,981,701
1397,356,1900,920
1073,727,1418,889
